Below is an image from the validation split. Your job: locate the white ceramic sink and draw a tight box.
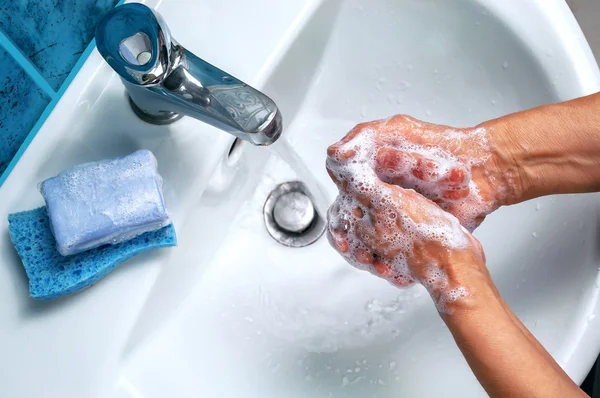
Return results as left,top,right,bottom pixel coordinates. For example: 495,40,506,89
0,0,599,397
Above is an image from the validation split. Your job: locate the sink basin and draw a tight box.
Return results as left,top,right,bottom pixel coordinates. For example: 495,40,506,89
0,0,599,397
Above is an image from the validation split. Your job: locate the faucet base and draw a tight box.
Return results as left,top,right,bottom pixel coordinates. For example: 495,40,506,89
128,95,184,125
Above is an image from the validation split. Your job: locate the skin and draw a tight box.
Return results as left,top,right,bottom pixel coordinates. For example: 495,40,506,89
326,92,600,397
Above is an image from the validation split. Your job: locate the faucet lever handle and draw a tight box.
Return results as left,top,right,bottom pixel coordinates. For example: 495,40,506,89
96,3,174,86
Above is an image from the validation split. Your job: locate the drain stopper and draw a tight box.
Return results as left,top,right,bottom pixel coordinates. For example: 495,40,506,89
273,191,315,233
263,181,326,248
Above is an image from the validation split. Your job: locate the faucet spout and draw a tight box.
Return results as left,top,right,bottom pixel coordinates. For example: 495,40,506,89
95,3,282,146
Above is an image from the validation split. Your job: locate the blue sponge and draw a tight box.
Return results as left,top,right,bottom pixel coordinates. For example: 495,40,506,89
8,207,177,300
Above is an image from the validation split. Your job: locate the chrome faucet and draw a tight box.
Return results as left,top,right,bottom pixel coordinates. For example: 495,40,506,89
95,3,282,146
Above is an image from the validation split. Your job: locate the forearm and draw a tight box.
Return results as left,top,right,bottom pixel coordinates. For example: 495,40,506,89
440,270,585,398
483,92,600,204
439,96,600,395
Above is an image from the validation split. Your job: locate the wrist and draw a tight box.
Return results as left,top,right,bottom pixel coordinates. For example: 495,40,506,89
475,117,528,206
424,248,499,315
479,94,600,203
438,260,505,320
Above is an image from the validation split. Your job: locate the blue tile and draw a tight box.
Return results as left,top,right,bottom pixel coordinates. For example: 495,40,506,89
0,0,119,90
0,46,50,175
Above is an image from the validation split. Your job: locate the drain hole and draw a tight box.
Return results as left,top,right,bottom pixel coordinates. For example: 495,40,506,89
227,138,244,166
119,32,152,66
264,181,326,248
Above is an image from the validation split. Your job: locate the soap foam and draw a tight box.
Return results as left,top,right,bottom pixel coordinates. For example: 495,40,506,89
326,121,486,312
420,265,470,313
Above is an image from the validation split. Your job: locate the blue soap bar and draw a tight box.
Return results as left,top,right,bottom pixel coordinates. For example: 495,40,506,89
39,150,171,256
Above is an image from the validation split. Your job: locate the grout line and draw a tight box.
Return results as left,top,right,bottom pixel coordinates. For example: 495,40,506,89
0,27,57,99
55,38,99,96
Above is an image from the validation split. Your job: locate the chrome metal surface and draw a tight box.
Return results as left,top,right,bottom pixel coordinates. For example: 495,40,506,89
95,3,282,146
264,181,325,247
273,191,315,233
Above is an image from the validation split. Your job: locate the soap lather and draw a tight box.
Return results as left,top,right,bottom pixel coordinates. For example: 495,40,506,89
39,150,171,256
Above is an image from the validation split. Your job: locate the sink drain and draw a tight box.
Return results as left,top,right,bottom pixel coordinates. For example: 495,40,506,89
264,181,326,247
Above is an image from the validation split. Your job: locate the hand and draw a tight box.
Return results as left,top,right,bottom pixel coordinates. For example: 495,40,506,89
325,98,600,398
327,115,520,231
327,172,487,312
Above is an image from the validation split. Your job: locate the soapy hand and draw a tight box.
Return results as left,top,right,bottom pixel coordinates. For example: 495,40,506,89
326,126,488,311
327,176,486,312
326,96,600,398
327,115,512,231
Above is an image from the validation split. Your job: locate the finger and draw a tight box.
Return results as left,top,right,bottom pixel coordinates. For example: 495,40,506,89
326,167,348,192
327,203,350,235
327,123,371,158
412,156,444,182
442,187,470,201
376,147,413,171
375,147,414,184
376,148,462,190
389,185,452,227
373,259,395,278
354,248,374,265
440,165,469,187
373,258,416,288
326,168,342,187
355,219,377,247
327,168,349,192
327,230,350,253
329,215,350,235
392,275,414,287
354,192,372,208
350,181,380,208
327,145,357,161
343,122,371,142
355,215,402,258
340,148,357,161
326,144,339,158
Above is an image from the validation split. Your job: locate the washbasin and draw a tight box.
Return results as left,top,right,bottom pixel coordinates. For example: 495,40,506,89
0,0,599,397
